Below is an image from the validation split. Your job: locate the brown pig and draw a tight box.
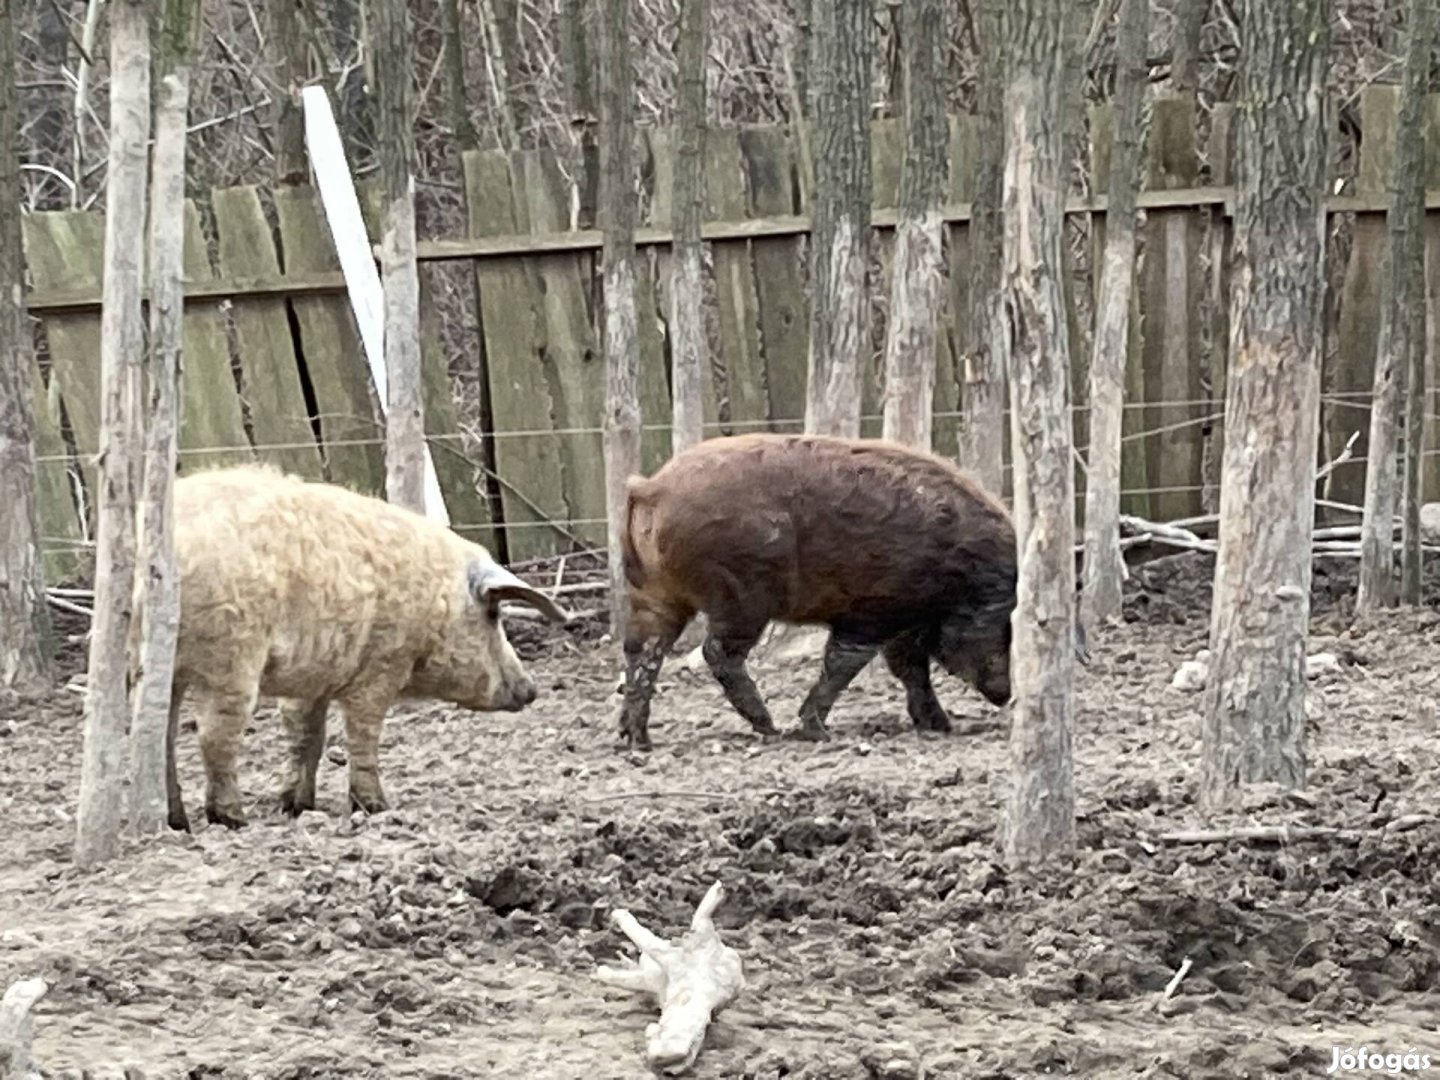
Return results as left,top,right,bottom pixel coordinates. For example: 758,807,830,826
616,433,1057,750
134,464,568,830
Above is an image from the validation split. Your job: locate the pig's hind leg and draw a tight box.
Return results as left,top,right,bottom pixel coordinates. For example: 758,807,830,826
618,606,690,751
795,627,881,741
279,697,330,815
194,684,259,829
881,629,952,733
701,620,780,738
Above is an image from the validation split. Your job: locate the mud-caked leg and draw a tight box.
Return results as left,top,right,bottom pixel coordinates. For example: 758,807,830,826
881,629,952,733
702,623,779,737
337,677,404,814
195,687,256,828
166,679,190,832
279,697,330,815
795,630,880,741
619,625,683,752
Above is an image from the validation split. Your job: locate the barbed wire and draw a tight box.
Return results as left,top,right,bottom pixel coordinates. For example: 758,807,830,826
30,398,1440,466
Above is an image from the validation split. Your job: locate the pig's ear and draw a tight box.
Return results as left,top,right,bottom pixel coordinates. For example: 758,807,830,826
466,559,571,624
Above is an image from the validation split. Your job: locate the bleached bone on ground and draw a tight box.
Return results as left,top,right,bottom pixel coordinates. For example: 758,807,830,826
0,977,48,1080
594,880,745,1075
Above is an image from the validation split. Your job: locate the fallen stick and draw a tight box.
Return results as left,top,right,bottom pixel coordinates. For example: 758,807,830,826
1151,956,1193,1011
595,880,745,1075
1315,430,1360,482
1158,815,1433,845
44,594,93,618
0,976,48,1080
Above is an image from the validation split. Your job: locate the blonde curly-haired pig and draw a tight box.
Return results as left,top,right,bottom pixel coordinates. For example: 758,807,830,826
134,464,568,830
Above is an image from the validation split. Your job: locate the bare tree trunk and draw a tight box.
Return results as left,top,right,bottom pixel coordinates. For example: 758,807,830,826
1000,0,1077,867
1079,0,1148,632
478,0,521,150
73,0,104,208
669,0,711,457
803,0,872,438
600,0,641,641
32,0,70,208
881,0,948,448
1170,0,1208,93
562,0,599,225
1401,284,1427,603
331,0,374,163
959,0,1005,493
1358,0,1433,613
131,0,202,838
270,0,308,184
439,0,479,151
0,0,54,690
368,0,425,512
1201,0,1330,808
76,0,150,869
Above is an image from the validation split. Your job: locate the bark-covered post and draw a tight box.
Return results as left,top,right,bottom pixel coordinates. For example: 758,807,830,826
129,0,203,838
803,0,872,438
669,0,711,456
1079,0,1148,632
439,0,479,151
599,0,641,641
269,0,308,185
368,0,425,512
958,0,1005,493
880,0,948,448
999,0,1077,866
1201,0,1330,807
0,0,54,689
75,0,151,869
1170,0,1208,93
1399,11,1432,606
1358,4,1433,613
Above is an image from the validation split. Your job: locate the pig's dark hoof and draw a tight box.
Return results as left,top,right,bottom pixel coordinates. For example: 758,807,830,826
279,788,315,816
205,803,248,829
168,807,192,833
349,788,389,814
791,723,832,743
617,728,653,752
914,712,953,734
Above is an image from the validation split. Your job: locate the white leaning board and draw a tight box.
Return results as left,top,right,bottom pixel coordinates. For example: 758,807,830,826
301,85,449,525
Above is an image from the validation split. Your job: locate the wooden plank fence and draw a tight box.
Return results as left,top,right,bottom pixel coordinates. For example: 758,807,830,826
21,91,1440,583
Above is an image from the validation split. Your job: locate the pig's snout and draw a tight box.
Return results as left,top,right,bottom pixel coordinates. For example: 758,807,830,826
497,675,538,711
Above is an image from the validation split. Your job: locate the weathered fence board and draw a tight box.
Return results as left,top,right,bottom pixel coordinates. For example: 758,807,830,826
272,184,386,495
211,185,325,480
178,200,252,474
417,266,496,550
523,148,608,548
22,210,104,508
30,363,86,582
707,128,767,433
1330,87,1391,511
741,124,810,433
462,149,569,561
1139,94,1205,522
1423,97,1440,506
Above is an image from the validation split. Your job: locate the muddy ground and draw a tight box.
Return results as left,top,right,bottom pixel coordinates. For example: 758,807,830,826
2,552,1438,1079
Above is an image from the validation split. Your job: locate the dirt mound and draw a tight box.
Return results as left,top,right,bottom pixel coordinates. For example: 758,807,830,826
1121,550,1440,626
